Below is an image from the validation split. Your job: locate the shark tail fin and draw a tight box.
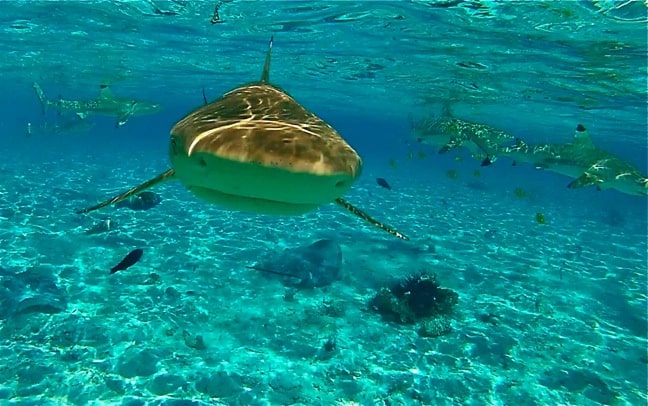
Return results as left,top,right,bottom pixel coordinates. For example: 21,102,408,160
260,35,274,83
33,82,49,114
76,169,175,214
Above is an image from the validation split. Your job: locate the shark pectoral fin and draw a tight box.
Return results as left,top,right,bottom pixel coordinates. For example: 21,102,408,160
116,102,138,127
76,169,176,214
334,198,409,240
480,156,493,166
439,141,462,154
116,114,132,128
567,173,597,190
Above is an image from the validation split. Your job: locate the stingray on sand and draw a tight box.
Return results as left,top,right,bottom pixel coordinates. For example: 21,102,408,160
247,239,342,288
76,36,408,240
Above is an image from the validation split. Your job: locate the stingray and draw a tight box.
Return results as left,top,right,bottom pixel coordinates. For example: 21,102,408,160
115,191,161,211
76,37,408,240
247,239,342,288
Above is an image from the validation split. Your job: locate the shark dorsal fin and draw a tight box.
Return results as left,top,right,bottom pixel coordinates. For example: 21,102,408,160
573,123,594,147
99,84,114,99
260,36,274,83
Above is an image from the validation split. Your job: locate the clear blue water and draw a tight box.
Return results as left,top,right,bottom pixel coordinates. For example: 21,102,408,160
0,1,646,405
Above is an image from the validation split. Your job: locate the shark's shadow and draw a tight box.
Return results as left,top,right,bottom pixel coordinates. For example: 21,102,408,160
0,265,68,320
248,239,342,288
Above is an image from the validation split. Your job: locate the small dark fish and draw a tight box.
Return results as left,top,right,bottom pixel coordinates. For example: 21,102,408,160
514,187,528,198
456,61,488,70
210,0,226,24
110,248,144,274
376,177,392,190
446,169,459,180
536,212,546,225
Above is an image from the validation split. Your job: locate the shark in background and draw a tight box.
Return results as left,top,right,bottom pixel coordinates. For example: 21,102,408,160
33,82,162,128
502,124,648,196
26,115,95,137
410,103,517,166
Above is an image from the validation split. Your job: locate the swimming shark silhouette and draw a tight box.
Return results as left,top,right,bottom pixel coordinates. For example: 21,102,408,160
502,124,648,196
410,103,516,166
26,115,95,137
33,82,162,128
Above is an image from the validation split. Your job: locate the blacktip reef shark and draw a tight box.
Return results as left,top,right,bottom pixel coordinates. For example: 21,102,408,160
410,103,516,166
502,124,648,196
26,115,95,137
76,36,409,240
33,82,162,128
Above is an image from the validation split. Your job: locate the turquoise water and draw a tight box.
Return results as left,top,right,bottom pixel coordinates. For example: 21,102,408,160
1,1,647,405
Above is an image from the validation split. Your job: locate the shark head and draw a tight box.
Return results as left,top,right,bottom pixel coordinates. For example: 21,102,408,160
130,100,163,115
112,95,163,128
98,85,162,116
500,124,601,178
638,178,648,196
569,158,648,196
